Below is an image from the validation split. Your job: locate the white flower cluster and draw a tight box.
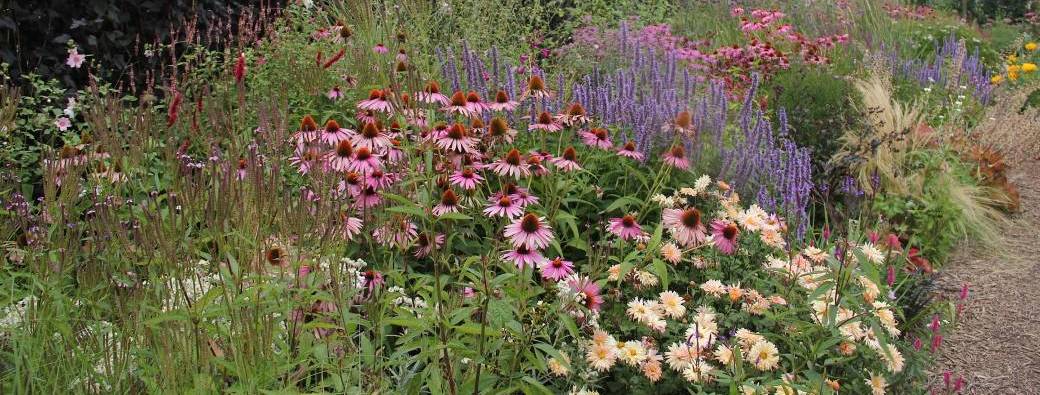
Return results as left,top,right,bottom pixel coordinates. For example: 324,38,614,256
0,295,36,335
388,287,428,318
162,259,220,312
342,257,368,289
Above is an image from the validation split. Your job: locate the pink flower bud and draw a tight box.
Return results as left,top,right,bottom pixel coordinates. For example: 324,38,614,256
886,265,896,287
931,334,943,352
913,337,923,351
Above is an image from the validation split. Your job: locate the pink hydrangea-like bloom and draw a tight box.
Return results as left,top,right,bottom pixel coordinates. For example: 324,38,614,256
539,256,574,281
449,167,484,190
710,220,740,255
608,214,645,241
662,207,708,247
504,213,554,250
502,244,548,270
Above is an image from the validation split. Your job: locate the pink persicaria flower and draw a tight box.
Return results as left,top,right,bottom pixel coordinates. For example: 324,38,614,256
435,123,477,153
415,80,450,105
504,213,554,250
353,186,384,209
463,91,489,115
449,167,484,190
55,116,72,131
441,91,472,117
579,128,613,150
617,141,645,161
662,207,708,247
529,111,562,132
320,119,353,145
710,220,740,255
502,244,548,270
484,194,523,218
357,89,393,113
339,211,364,240
352,122,392,151
327,86,343,100
566,275,603,311
608,214,645,241
487,148,530,178
540,256,574,281
488,90,519,112
348,147,382,173
663,144,690,170
433,189,462,216
550,147,581,172
66,48,86,68
372,43,389,54
413,232,445,258
326,140,355,171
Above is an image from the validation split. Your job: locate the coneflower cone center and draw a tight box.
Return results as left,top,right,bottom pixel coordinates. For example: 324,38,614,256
505,149,521,165
336,141,353,157
520,214,540,233
681,209,701,228
622,215,636,227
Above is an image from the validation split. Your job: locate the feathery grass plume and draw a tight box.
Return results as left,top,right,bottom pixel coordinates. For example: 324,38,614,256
970,79,1040,166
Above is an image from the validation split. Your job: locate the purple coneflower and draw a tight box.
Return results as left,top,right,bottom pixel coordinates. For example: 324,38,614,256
353,122,392,151
580,128,613,149
372,43,389,54
550,147,581,172
353,186,383,209
608,214,644,241
372,219,417,249
566,276,603,311
617,141,645,161
327,86,343,100
508,186,540,207
435,124,477,153
327,139,354,171
520,75,552,101
416,81,450,105
525,155,550,177
487,117,517,143
348,147,382,173
662,110,696,136
504,213,554,249
556,102,590,126
413,232,445,258
502,244,548,270
293,115,320,143
356,110,377,125
529,111,562,132
357,89,393,113
540,257,574,281
320,119,353,145
484,195,523,218
662,207,708,247
488,90,519,112
710,220,740,255
662,145,689,170
464,91,488,115
340,211,364,240
441,91,472,117
339,172,364,196
236,158,249,180
433,189,462,216
450,167,484,190
487,148,530,178
365,169,396,189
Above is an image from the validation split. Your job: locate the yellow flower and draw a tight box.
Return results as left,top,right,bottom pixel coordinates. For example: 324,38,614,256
1010,71,1020,81
1024,63,1038,73
991,75,1004,85
1008,64,1022,73
1008,54,1018,63
1027,42,1038,52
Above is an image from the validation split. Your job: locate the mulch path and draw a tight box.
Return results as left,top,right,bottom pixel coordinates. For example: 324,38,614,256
931,159,1040,394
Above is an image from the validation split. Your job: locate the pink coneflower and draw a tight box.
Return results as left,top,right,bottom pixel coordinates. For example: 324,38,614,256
487,148,530,178
488,90,519,111
340,172,365,196
348,147,382,173
372,43,389,54
327,86,343,100
662,144,689,170
464,91,488,115
550,147,581,172
320,119,353,145
353,186,384,208
487,117,517,143
435,124,477,153
293,115,320,143
395,48,408,62
520,75,552,101
362,270,384,291
567,276,603,311
449,167,484,190
608,214,645,241
540,257,574,281
361,122,396,150
529,111,562,132
504,213,554,249
556,102,590,126
580,128,613,149
662,110,696,136
413,232,446,258
416,81,450,105
662,207,708,247
525,155,549,176
710,220,740,255
339,211,364,240
433,189,462,216
357,89,393,113
617,141,645,161
356,110,377,125
364,169,396,189
386,139,406,163
509,187,540,207
502,244,548,270
372,218,417,248
484,195,523,218
441,91,472,117
327,140,355,171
